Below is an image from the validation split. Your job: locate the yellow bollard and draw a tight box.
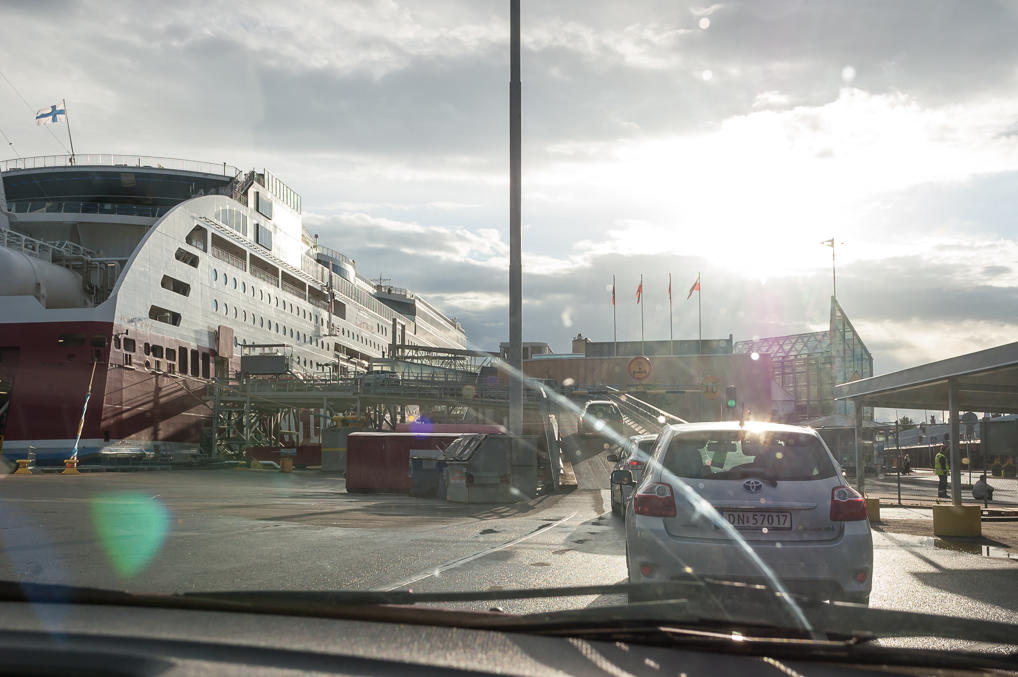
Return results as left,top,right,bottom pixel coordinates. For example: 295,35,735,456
14,459,32,475
280,457,294,473
62,457,81,475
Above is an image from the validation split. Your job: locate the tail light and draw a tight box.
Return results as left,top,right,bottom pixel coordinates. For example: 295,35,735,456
628,460,642,467
830,485,867,521
634,483,676,517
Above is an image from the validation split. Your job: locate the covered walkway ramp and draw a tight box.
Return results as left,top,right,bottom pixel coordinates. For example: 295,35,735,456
834,341,1018,505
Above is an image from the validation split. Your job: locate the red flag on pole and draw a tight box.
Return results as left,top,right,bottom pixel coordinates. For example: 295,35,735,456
636,280,643,304
686,275,700,300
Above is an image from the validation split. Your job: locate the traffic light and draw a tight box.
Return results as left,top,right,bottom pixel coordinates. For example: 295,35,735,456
725,386,737,409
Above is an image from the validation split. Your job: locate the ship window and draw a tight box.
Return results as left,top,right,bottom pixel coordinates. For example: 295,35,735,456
242,281,247,293
178,347,187,373
223,303,229,316
174,248,199,268
90,335,107,347
243,310,247,322
213,299,218,312
168,363,176,374
233,278,237,290
57,333,85,346
186,225,208,251
213,269,218,282
123,338,136,353
151,345,164,359
260,317,264,328
144,342,151,355
124,353,132,366
113,336,121,350
149,306,182,327
166,348,175,362
260,290,264,301
233,307,238,319
201,352,210,379
160,275,191,297
190,349,199,377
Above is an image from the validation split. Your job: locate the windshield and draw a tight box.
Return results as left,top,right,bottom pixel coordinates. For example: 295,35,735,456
1,0,1017,660
663,430,836,481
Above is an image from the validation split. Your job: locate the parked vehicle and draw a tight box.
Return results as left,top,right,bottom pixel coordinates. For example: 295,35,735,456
616,421,873,605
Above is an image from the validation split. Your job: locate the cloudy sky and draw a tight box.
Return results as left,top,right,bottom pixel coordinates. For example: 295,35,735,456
2,0,1017,379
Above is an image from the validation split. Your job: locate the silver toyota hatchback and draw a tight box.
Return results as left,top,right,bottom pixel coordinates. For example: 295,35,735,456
618,421,873,605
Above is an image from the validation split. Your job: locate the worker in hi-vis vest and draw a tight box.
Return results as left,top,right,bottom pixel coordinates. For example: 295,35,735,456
934,440,950,498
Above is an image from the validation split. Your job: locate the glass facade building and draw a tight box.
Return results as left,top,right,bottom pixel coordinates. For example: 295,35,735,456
734,298,873,422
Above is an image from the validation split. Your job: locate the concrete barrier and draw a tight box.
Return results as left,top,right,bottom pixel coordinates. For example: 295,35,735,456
933,505,982,537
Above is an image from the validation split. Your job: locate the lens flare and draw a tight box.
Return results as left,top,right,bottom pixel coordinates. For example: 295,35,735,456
89,492,169,578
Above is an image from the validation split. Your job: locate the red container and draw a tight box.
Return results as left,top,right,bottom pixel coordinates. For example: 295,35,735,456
346,432,462,492
395,423,507,435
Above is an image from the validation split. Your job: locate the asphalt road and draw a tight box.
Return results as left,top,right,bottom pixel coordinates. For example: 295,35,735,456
1,463,1017,652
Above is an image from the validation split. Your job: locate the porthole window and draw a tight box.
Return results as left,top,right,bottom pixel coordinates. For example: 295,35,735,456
213,299,218,312
242,281,246,293
243,310,247,322
223,303,229,315
260,317,264,328
260,290,264,301
233,278,237,290
233,307,238,319
223,274,228,285
213,269,218,282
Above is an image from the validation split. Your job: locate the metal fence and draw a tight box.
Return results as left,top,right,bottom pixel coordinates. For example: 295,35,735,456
1,154,240,177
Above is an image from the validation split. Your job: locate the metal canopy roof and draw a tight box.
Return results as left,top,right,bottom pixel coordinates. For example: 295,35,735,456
834,341,1018,413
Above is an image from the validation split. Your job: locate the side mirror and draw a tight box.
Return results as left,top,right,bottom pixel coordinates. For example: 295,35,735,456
611,469,635,486
606,454,619,463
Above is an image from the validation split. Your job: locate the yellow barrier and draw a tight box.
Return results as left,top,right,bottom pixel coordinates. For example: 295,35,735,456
933,505,981,537
864,497,880,523
61,457,81,475
280,457,294,473
14,459,32,475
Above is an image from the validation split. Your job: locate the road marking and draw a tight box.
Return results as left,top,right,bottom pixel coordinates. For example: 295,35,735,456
381,511,578,591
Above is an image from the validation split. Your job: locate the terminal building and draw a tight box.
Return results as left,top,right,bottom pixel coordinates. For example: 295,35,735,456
734,298,873,424
520,297,871,427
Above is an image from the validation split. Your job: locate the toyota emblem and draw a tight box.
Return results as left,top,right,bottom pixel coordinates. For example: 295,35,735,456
743,479,763,493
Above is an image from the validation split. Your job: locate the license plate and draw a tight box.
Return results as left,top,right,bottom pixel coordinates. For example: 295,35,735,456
723,511,792,530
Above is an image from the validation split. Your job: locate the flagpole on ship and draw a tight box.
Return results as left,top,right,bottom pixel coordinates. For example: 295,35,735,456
62,99,76,165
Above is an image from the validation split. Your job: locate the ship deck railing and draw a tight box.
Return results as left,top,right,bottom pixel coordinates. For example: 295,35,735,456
1,228,97,261
1,154,240,177
6,199,172,218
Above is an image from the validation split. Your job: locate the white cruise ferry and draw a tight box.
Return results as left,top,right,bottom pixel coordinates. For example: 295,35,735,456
0,154,467,464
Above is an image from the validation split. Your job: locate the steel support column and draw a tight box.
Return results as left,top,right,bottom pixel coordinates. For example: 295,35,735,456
948,377,961,505
854,399,864,493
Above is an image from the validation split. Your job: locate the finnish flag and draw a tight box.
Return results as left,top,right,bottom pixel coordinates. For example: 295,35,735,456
35,104,65,125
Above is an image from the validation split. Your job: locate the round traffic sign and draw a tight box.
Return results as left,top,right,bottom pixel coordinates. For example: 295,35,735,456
628,356,652,381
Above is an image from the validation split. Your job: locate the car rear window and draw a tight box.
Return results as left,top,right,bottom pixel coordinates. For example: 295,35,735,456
586,404,620,419
661,430,835,481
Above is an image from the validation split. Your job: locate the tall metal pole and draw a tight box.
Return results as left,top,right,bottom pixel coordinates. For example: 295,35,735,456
612,274,617,357
639,274,645,356
62,99,76,165
697,272,702,354
831,242,836,301
668,273,673,355
508,0,523,436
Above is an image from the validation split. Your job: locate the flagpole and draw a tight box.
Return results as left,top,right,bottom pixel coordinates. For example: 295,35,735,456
832,241,837,301
668,273,673,355
62,99,76,165
612,274,617,357
640,274,645,356
697,272,702,355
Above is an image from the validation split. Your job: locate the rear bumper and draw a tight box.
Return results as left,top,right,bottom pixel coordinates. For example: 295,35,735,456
626,516,872,600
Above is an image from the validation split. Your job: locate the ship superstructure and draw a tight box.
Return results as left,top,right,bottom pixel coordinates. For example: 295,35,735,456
0,154,467,462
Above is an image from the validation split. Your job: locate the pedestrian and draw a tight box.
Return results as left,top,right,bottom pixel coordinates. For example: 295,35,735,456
903,453,911,475
972,473,994,502
935,441,950,498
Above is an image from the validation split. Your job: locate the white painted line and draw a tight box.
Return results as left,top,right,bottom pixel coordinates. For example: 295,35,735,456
381,510,578,591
